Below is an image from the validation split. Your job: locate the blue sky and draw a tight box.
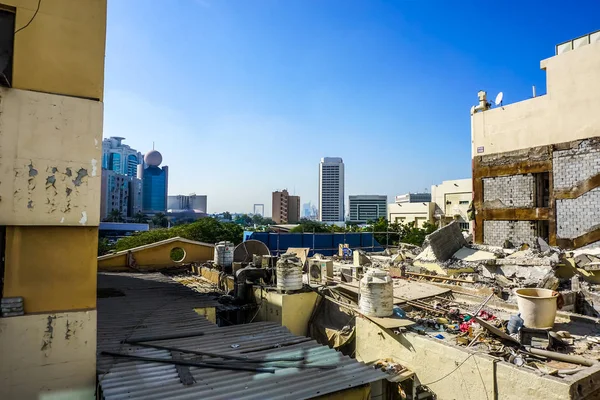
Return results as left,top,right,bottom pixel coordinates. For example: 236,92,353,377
104,0,600,215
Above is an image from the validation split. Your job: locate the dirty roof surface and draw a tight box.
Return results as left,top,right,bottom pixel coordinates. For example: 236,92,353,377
97,272,385,400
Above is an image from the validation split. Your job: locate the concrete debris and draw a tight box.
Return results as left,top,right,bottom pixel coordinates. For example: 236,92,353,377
421,221,467,262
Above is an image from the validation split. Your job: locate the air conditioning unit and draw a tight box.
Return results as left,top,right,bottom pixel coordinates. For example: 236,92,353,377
309,260,333,284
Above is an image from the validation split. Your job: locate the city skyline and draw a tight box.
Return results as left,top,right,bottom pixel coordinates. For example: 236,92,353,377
103,1,599,214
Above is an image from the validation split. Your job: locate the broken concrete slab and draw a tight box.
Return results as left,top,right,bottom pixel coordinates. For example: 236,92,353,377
353,250,371,267
452,247,497,262
421,221,467,262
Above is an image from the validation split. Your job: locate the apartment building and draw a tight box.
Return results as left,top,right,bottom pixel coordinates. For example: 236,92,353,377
349,195,387,223
272,190,300,224
472,30,600,248
0,1,107,398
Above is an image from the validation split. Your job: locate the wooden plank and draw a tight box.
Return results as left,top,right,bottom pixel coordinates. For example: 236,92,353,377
172,351,196,386
556,228,600,249
364,314,415,329
474,160,552,179
480,208,549,221
548,168,556,246
554,173,600,200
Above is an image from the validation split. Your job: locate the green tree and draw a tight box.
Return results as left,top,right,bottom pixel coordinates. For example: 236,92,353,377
152,212,169,228
132,212,149,223
290,219,330,233
222,211,232,221
105,209,124,222
98,238,115,256
115,217,244,252
234,214,253,226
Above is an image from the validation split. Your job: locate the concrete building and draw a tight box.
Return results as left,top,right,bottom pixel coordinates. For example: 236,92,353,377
102,136,142,177
139,149,168,214
348,195,387,223
319,157,345,222
272,190,300,224
431,178,472,230
168,194,207,213
471,30,600,249
0,1,106,398
100,170,143,221
387,201,432,227
394,192,431,203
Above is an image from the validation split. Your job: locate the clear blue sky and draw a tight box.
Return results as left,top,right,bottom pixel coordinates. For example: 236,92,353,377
104,0,600,215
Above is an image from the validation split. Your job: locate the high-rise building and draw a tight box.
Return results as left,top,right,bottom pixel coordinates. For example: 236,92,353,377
102,136,142,176
100,170,143,221
0,1,107,396
139,149,169,214
349,195,387,223
272,190,300,224
168,194,207,213
319,157,345,222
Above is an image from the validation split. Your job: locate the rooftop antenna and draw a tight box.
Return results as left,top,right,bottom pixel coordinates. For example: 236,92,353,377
495,92,504,107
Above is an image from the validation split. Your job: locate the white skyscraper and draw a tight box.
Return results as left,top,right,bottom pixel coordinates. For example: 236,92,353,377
319,157,345,223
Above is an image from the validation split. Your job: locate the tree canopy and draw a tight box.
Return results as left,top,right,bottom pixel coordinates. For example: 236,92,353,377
114,217,244,252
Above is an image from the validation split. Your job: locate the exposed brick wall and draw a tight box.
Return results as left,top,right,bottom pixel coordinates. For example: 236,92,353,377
556,187,600,239
483,220,537,247
553,140,600,190
482,174,535,208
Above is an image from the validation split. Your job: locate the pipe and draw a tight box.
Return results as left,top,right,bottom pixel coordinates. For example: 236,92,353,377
126,341,304,362
526,348,595,367
125,331,205,343
101,351,276,373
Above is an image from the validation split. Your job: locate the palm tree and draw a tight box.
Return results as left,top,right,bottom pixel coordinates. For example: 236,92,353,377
152,212,169,228
133,212,149,223
105,209,124,222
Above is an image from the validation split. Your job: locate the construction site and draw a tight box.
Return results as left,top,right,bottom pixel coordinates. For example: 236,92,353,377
1,0,600,399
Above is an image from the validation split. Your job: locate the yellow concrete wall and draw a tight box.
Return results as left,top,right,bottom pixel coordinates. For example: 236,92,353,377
431,178,472,221
0,310,96,400
0,88,103,226
254,289,318,336
355,317,573,400
3,226,98,313
472,41,600,156
98,240,215,271
5,0,107,100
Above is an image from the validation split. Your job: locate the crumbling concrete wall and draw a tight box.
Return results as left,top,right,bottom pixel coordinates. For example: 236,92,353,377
553,139,600,190
423,221,467,261
556,188,600,239
482,174,535,208
483,220,537,247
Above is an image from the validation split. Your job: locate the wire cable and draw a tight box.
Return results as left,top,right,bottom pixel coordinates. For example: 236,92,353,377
419,352,478,386
15,0,41,35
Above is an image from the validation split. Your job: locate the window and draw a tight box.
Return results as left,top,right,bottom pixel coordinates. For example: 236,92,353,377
0,9,14,87
459,222,470,230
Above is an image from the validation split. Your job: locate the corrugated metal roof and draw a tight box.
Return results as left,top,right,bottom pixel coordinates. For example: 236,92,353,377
97,272,385,399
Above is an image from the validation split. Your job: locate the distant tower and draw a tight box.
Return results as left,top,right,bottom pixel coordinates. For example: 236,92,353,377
139,149,168,213
319,157,344,222
253,204,265,216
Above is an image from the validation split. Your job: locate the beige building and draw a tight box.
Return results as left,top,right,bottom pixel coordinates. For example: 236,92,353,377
431,178,472,229
272,190,300,224
387,199,433,228
472,30,600,248
0,1,106,398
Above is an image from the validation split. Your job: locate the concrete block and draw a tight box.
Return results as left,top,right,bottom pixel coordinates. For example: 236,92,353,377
423,221,467,262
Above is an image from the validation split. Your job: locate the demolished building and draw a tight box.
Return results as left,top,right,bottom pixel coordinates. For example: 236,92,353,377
471,30,600,250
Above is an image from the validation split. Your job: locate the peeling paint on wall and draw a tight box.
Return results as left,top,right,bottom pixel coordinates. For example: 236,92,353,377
79,211,87,225
72,168,88,186
91,159,97,177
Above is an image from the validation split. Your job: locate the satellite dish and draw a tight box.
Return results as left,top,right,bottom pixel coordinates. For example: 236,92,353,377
495,92,504,106
233,240,270,263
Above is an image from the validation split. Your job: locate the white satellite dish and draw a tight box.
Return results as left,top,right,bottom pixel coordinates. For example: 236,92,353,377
495,92,504,106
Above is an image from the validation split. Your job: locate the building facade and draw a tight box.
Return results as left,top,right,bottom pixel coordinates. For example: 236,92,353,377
100,170,143,221
102,136,142,176
349,195,387,223
139,150,168,214
168,194,207,213
272,190,300,224
430,178,472,230
319,157,345,222
471,30,600,248
387,200,433,228
394,192,431,203
0,1,106,397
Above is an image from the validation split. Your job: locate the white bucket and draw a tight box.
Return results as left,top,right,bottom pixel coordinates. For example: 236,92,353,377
515,288,558,329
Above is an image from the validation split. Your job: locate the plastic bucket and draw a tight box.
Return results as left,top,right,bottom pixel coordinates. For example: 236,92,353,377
515,288,558,329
